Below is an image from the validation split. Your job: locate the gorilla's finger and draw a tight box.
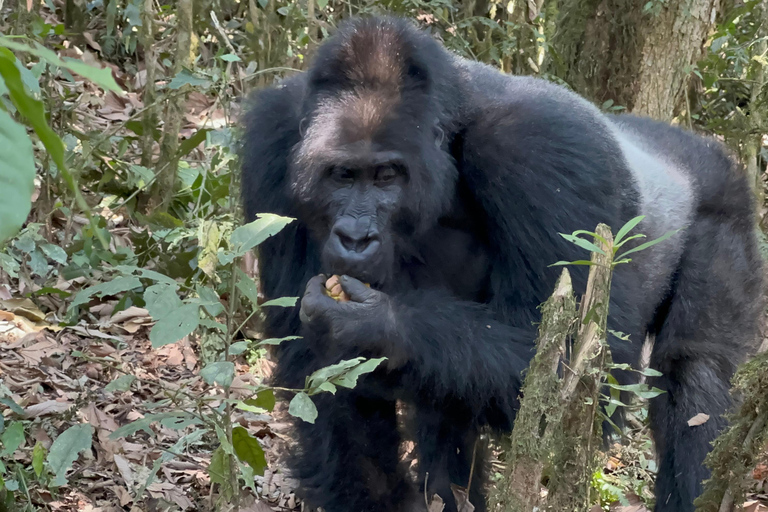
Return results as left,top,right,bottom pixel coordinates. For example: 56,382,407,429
299,307,311,324
304,274,327,296
340,275,377,303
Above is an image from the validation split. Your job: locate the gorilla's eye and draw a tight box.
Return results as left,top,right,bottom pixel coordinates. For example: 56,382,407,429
375,166,398,186
330,167,355,185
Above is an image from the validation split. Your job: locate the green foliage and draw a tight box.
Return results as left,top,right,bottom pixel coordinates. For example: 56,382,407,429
552,216,681,268
0,109,35,245
232,426,267,475
46,424,93,486
288,392,318,424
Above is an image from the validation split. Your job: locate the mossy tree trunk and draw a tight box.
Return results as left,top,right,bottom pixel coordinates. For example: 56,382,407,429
489,225,615,512
550,0,719,120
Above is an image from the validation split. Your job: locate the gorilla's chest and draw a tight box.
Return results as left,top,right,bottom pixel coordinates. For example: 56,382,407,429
405,218,492,302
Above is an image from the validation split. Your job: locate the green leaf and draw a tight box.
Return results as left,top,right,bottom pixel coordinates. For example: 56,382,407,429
110,412,192,439
613,215,646,246
307,358,365,389
196,285,225,316
178,128,211,158
32,442,46,477
115,265,177,285
70,276,143,308
167,68,211,89
549,260,595,267
229,341,249,355
230,214,294,256
149,303,200,347
0,421,24,457
41,243,68,264
0,37,122,93
251,389,276,412
616,229,680,259
0,109,35,245
640,367,663,377
143,283,183,320
208,446,231,489
105,374,135,393
614,233,647,250
604,382,666,399
261,296,298,307
239,461,257,492
257,335,301,346
200,361,235,388
47,423,93,486
235,268,260,306
333,357,386,389
232,426,267,475
0,48,105,248
197,220,221,278
559,233,606,255
316,381,337,394
220,54,242,62
0,397,24,415
288,392,317,424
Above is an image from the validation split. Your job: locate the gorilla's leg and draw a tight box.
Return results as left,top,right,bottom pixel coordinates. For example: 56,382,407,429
648,215,761,512
289,391,413,512
412,403,488,512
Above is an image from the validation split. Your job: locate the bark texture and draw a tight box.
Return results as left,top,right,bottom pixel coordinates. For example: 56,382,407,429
551,0,719,120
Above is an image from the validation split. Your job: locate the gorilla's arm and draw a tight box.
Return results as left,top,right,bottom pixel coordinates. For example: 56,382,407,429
300,275,531,422
240,77,322,341
392,289,532,410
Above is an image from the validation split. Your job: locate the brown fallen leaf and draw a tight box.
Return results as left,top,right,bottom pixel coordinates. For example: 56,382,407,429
428,494,445,512
25,400,73,418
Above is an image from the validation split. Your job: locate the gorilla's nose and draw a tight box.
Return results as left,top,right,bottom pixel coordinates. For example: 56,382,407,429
331,217,380,259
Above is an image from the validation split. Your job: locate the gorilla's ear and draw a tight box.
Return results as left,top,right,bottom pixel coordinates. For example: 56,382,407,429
299,117,309,138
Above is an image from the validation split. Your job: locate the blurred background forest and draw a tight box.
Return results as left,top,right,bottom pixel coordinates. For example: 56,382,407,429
0,0,767,511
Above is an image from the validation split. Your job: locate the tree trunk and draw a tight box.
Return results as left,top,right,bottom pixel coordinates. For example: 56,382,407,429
550,0,719,120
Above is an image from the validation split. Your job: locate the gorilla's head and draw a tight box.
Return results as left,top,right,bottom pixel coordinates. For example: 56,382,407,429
287,17,460,288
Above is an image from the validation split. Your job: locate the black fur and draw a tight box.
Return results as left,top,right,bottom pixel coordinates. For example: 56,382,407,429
241,16,763,512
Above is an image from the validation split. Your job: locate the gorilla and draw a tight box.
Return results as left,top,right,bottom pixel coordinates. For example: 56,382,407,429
241,16,763,512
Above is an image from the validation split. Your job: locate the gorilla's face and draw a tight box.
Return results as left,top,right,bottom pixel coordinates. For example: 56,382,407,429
290,125,412,287
315,154,407,287
286,26,459,288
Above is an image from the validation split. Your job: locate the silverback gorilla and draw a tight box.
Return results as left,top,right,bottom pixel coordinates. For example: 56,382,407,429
241,16,763,512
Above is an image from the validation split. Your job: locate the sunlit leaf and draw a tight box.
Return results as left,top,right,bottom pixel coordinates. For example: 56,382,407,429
230,214,294,256
0,37,122,93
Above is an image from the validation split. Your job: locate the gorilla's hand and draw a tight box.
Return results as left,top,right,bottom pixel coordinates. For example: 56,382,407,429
299,274,397,349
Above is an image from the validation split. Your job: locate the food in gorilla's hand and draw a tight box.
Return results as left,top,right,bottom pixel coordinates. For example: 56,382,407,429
324,275,370,302
325,275,351,302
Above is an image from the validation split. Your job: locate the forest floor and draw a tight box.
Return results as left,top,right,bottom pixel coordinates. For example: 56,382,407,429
1,7,767,511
